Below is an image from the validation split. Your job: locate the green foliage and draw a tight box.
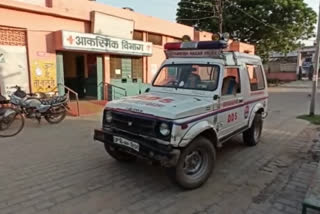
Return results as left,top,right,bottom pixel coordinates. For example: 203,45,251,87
176,0,317,60
297,115,320,125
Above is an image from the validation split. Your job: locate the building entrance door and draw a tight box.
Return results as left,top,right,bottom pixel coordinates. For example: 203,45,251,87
56,52,103,100
75,55,85,98
85,55,98,99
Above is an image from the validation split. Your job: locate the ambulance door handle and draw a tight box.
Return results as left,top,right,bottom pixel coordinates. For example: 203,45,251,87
238,97,244,103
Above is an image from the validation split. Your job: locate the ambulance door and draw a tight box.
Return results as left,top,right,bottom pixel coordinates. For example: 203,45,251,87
218,67,244,137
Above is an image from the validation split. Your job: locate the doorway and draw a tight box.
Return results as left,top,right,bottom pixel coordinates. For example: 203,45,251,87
85,55,98,99
57,52,103,100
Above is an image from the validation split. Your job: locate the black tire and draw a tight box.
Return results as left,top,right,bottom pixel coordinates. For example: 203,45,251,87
166,137,216,190
104,144,137,162
243,113,263,146
45,107,66,124
0,109,24,138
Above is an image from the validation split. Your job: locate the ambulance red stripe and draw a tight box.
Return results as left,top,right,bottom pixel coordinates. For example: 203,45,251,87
108,96,268,125
175,96,268,125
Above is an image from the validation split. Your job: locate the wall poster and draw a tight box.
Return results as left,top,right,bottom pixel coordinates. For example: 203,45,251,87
31,60,56,93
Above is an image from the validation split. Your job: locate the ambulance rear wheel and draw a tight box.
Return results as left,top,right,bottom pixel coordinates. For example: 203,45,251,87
104,144,137,162
166,137,216,190
243,113,263,146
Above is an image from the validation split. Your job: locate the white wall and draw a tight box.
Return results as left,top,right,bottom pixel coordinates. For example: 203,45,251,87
0,45,29,97
12,0,46,7
92,12,134,39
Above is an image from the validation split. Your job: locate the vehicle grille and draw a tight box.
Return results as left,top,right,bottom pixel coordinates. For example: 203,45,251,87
109,111,157,137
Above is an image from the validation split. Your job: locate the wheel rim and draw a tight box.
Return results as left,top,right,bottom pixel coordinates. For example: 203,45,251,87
46,107,66,123
48,113,63,120
183,149,209,179
0,112,24,137
254,121,262,142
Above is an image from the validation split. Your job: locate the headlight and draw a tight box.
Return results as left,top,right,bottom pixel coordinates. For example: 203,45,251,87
105,111,112,123
159,122,171,136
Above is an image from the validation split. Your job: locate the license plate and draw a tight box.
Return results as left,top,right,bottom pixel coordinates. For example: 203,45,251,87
113,136,140,152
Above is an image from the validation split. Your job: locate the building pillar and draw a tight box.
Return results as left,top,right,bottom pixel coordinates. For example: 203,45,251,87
143,32,148,84
56,53,65,95
97,56,103,100
103,55,110,83
103,54,110,100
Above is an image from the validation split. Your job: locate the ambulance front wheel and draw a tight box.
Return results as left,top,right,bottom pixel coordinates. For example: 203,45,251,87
243,113,263,146
166,136,216,190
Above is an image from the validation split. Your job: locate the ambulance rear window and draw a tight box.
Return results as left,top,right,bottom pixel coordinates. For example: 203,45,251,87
246,65,265,91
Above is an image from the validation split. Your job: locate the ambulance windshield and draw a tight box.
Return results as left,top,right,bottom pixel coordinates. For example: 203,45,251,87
153,64,220,91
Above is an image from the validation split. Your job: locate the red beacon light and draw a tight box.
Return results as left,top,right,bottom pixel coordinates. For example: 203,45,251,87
164,42,181,50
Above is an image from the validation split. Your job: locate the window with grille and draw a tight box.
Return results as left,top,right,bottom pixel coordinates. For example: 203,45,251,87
110,56,143,81
0,27,26,46
110,56,122,79
133,31,143,41
132,57,143,80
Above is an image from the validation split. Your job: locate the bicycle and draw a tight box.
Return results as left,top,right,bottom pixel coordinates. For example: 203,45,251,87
0,95,25,138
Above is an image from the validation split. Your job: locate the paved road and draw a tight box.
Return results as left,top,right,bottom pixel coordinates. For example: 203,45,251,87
0,86,320,214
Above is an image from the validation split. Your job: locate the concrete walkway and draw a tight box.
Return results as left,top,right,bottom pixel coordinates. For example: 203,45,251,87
0,86,320,214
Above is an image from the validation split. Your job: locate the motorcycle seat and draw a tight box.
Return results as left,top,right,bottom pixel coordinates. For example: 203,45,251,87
40,95,67,105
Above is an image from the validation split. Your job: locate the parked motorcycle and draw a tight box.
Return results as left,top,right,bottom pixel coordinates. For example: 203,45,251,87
9,86,69,124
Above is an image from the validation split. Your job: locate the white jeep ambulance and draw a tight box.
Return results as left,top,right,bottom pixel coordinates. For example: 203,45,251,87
94,39,268,189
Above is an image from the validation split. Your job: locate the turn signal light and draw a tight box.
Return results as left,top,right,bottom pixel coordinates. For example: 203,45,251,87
181,124,188,130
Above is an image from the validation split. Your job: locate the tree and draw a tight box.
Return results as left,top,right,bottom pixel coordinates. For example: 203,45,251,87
176,0,317,60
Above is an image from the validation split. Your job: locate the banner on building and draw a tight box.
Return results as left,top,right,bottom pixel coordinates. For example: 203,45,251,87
60,31,153,56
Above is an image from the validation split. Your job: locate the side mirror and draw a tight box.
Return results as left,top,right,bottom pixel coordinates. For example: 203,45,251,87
145,88,150,93
213,94,220,100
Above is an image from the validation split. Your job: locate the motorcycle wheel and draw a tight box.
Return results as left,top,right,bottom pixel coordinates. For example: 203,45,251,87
0,108,25,138
44,106,67,124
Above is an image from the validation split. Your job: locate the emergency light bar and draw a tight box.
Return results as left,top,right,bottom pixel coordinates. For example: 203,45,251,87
165,49,223,59
164,40,228,51
164,40,228,59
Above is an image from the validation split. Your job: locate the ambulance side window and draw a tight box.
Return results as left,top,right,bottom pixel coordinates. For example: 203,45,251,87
222,68,241,96
246,64,265,91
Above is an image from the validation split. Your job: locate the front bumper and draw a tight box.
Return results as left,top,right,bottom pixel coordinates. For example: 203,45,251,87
94,128,180,167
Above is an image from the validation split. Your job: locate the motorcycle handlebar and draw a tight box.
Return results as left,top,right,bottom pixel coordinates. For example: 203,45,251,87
10,85,20,89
